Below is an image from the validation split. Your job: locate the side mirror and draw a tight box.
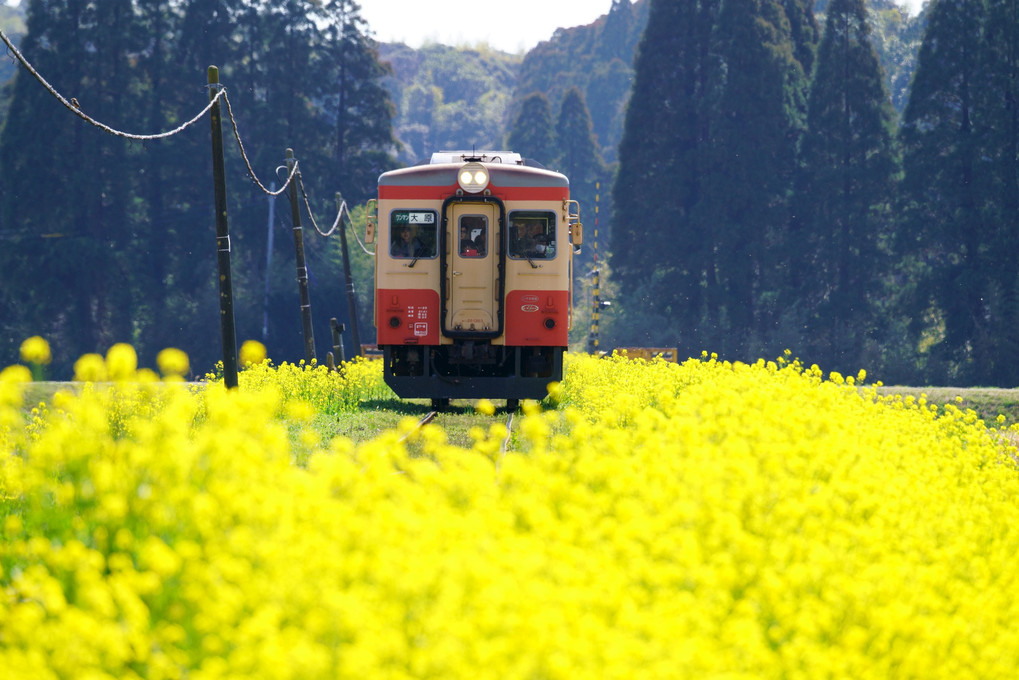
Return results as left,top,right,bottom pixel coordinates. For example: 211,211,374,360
571,222,583,246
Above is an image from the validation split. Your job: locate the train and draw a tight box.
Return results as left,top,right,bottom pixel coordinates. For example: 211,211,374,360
365,150,582,409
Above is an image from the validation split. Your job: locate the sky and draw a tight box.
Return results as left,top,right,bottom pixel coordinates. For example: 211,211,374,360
1,0,929,52
359,0,928,54
358,0,618,54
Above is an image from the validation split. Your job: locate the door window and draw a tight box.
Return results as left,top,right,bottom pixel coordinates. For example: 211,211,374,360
458,215,488,258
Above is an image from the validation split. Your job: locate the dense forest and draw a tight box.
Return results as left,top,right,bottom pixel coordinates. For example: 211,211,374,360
3,0,1015,388
612,0,1019,387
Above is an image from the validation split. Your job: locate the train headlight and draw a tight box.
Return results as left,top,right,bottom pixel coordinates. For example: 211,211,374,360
457,162,489,194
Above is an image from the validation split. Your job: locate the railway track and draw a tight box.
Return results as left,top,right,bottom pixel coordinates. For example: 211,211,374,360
400,406,516,456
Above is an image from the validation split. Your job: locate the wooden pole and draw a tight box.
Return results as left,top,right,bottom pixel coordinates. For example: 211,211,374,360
331,318,346,364
336,193,363,357
286,149,317,364
208,66,239,388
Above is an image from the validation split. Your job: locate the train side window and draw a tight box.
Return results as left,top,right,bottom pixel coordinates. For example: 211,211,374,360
459,215,488,258
390,210,438,259
508,211,556,260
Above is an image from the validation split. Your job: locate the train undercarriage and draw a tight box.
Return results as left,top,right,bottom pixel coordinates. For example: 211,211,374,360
382,342,564,405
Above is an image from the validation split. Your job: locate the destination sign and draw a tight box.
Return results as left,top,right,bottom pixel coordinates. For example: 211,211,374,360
393,211,436,225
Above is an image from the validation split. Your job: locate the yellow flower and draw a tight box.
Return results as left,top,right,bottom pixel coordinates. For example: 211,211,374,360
105,343,137,381
73,353,107,382
0,364,32,384
19,336,51,365
6,348,1019,679
240,340,267,367
156,347,190,378
475,399,496,416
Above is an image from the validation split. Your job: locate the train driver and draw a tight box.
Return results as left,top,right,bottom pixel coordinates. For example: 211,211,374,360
511,220,553,259
391,225,426,258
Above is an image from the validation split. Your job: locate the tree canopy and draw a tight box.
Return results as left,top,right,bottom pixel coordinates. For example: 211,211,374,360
505,91,557,165
791,0,900,370
0,0,397,376
604,0,1019,386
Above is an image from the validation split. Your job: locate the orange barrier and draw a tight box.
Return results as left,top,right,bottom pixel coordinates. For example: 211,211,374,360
614,347,679,363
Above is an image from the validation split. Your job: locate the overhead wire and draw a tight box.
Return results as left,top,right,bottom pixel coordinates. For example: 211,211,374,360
0,23,372,257
1,25,221,140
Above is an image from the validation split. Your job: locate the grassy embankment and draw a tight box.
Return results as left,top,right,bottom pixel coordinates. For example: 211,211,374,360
21,381,1019,442
876,386,1019,427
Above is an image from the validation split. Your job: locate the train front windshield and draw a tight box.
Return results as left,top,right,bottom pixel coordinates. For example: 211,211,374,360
509,212,556,259
389,210,438,259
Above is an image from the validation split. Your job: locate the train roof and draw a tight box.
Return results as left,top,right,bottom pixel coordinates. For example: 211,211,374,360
428,150,523,165
379,151,569,190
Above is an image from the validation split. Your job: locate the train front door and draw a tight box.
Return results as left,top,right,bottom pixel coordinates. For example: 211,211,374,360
445,202,499,334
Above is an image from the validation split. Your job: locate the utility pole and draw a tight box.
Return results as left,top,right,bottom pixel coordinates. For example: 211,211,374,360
285,149,317,364
336,193,363,357
208,66,239,388
262,182,276,344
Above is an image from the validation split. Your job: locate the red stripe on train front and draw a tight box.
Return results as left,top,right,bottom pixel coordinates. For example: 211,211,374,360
376,289,441,345
504,290,569,346
379,185,569,201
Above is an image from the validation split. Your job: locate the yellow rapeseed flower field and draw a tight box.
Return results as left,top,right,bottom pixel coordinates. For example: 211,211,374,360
2,347,1019,678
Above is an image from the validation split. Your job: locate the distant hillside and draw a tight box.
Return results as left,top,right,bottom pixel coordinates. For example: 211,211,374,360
377,43,522,166
509,0,650,164
378,0,922,170
377,1,648,167
857,0,926,113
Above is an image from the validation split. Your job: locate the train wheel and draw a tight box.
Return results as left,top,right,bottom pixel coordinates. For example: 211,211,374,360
430,397,450,412
505,398,519,413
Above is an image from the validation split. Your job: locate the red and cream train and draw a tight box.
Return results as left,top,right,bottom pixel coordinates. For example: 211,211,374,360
365,150,582,408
